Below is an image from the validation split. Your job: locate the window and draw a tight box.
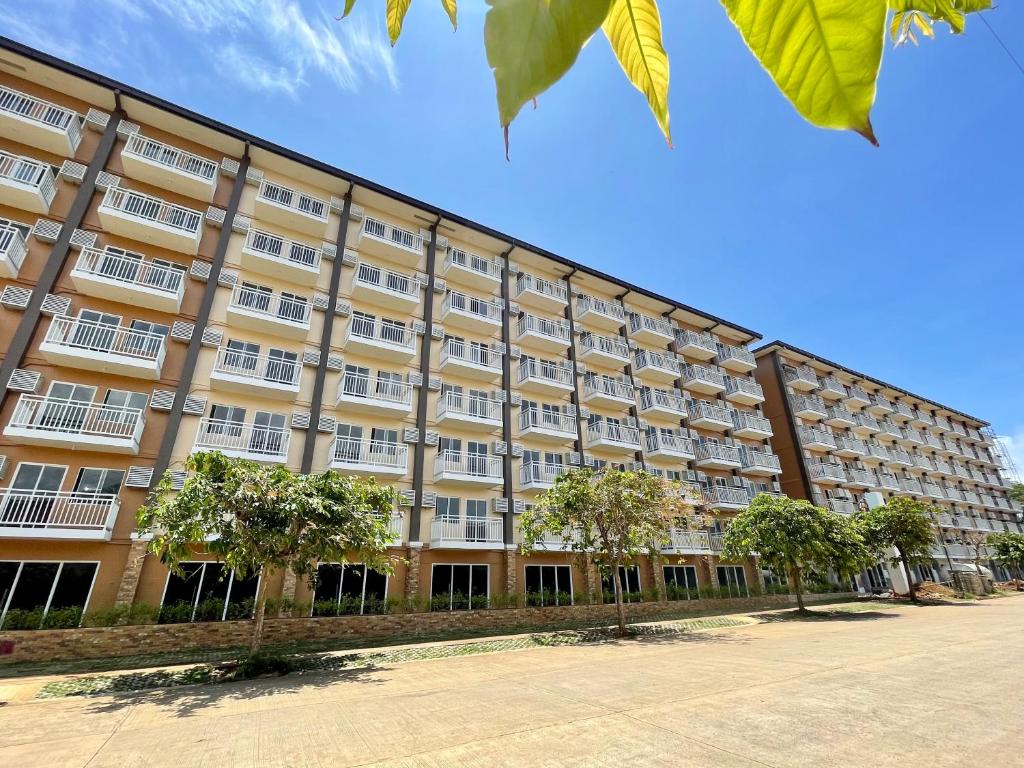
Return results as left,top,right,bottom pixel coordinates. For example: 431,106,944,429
225,339,260,372
342,364,370,397
465,499,488,540
238,281,272,312
467,441,489,476
266,348,298,384
127,319,169,357
376,370,403,399
0,216,31,240
352,311,376,338
864,563,890,591
436,496,461,519
0,561,98,629
160,562,260,622
250,411,287,455
430,564,488,611
663,565,698,600
73,468,124,496
312,563,388,615
380,318,406,344
278,291,308,322
716,565,748,598
335,423,364,461
524,565,572,606
72,309,120,351
601,565,642,602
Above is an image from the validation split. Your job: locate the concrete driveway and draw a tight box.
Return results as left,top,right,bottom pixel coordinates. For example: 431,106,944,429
1,597,1021,767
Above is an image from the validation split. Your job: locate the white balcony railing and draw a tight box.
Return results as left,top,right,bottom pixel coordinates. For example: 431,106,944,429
703,487,750,508
519,359,574,388
716,344,756,369
43,316,166,367
682,363,726,390
336,371,412,409
0,85,81,150
332,438,409,471
586,421,641,448
674,329,718,357
518,313,571,343
798,426,837,449
122,133,218,181
430,515,503,546
0,149,56,207
434,450,503,481
73,248,186,299
441,338,502,372
687,401,734,426
646,431,695,456
695,442,741,466
633,349,680,377
194,419,290,461
741,449,781,473
577,295,625,324
520,462,568,487
348,316,416,350
639,388,686,415
243,228,322,272
0,489,117,537
784,365,819,388
444,290,503,323
257,179,328,221
437,391,502,423
99,187,203,235
8,395,144,443
663,529,712,553
725,377,763,401
362,216,424,254
809,463,848,483
212,348,301,387
583,376,634,402
0,223,27,274
579,332,629,360
516,273,567,303
732,411,772,435
445,247,502,281
519,407,576,436
354,260,417,299
229,284,311,328
629,313,673,338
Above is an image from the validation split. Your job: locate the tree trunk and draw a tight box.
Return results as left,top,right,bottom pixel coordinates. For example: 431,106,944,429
249,569,271,654
790,565,806,612
900,555,918,604
611,561,627,636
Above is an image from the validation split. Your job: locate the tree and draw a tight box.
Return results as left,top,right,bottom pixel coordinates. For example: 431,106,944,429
138,451,398,652
988,531,1024,581
856,496,937,604
341,1,991,151
720,493,870,611
519,468,695,634
960,528,991,572
1009,483,1024,506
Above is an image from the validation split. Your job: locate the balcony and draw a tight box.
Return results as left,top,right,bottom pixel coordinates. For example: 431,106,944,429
962,490,981,506
703,486,750,511
784,365,819,392
39,316,166,379
941,439,961,456
687,401,734,432
575,296,625,331
4,395,144,454
582,376,635,407
517,313,571,352
798,426,837,451
442,246,502,290
210,348,301,399
335,371,413,417
519,462,568,492
585,421,641,453
97,187,203,254
439,338,502,381
724,376,764,406
791,395,827,421
0,150,56,213
358,216,424,265
0,85,81,155
442,290,503,332
731,411,772,439
628,313,674,345
866,394,894,416
809,462,847,485
924,482,945,500
951,462,971,479
350,259,420,312
851,412,881,437
518,358,575,394
0,221,27,278
515,273,567,313
645,431,695,460
892,401,916,423
436,391,502,430
843,384,871,409
120,134,218,201
715,343,756,373
826,498,859,515
633,349,680,383
877,472,901,492
345,316,417,362
254,179,328,237
674,329,718,361
69,248,186,313
518,408,576,443
933,459,953,476
227,285,311,340
864,442,891,463
662,528,712,555
740,448,781,476
681,363,726,395
578,332,629,367
433,450,503,486
429,515,504,549
949,422,968,439
924,433,944,451
824,405,857,429
932,415,952,433
241,228,323,286
834,435,868,458
898,427,924,447
899,477,924,495
695,442,741,470
913,454,936,473
638,388,686,419
331,438,409,477
817,376,847,400
846,468,876,489
911,409,934,429
193,419,290,463
877,422,904,442
0,489,118,541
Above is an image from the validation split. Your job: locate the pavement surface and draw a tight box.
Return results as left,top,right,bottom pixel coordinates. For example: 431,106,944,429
1,596,1022,767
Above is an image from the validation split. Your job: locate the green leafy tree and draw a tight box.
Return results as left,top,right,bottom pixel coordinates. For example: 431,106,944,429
856,496,937,604
341,0,991,150
1008,483,1024,506
138,451,398,652
519,468,695,634
988,531,1024,580
720,493,870,611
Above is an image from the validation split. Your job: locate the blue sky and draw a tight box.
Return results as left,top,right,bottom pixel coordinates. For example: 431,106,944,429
2,0,1022,473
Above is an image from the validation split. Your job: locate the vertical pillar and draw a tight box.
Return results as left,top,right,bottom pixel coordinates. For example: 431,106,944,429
113,538,150,607
404,544,423,602
499,247,516,544
504,548,518,597
651,555,667,601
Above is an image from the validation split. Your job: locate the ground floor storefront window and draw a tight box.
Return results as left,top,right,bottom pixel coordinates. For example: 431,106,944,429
312,563,388,616
663,565,698,600
524,564,572,606
159,562,260,623
601,565,642,602
716,565,748,598
430,564,488,611
0,560,97,629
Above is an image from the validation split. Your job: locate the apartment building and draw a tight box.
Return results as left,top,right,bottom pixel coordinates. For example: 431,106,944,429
754,342,1023,586
0,40,787,625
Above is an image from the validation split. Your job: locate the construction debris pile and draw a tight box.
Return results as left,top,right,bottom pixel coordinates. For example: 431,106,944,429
913,581,957,599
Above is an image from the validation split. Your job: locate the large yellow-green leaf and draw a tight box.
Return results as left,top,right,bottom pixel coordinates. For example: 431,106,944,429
341,0,358,18
441,0,457,30
386,0,413,45
720,0,887,145
602,0,671,144
485,0,614,131
888,0,991,40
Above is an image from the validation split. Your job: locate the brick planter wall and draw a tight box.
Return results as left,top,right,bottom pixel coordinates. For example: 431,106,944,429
0,593,851,665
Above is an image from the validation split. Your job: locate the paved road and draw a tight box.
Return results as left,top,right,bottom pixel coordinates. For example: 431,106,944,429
2,598,1022,767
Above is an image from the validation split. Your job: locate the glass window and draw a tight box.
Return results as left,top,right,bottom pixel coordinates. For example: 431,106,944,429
663,565,698,600
73,468,124,495
159,562,260,623
430,564,488,611
524,565,573,606
0,561,98,629
601,566,642,602
715,565,748,598
436,496,460,519
311,563,388,616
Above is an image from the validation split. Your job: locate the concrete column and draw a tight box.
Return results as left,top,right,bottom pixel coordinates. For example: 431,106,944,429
504,547,518,596
114,539,151,606
404,544,423,601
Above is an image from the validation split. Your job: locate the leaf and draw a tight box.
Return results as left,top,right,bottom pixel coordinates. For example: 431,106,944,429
341,0,358,18
386,0,413,45
602,0,671,144
720,0,887,145
887,0,992,38
485,0,614,132
441,0,457,30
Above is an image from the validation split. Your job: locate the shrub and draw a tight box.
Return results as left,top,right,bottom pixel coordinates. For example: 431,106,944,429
157,601,194,625
41,606,83,629
234,651,297,679
83,603,158,627
1,608,44,630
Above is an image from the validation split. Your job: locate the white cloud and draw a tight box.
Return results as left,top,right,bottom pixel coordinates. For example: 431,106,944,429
996,428,1024,484
216,45,302,98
